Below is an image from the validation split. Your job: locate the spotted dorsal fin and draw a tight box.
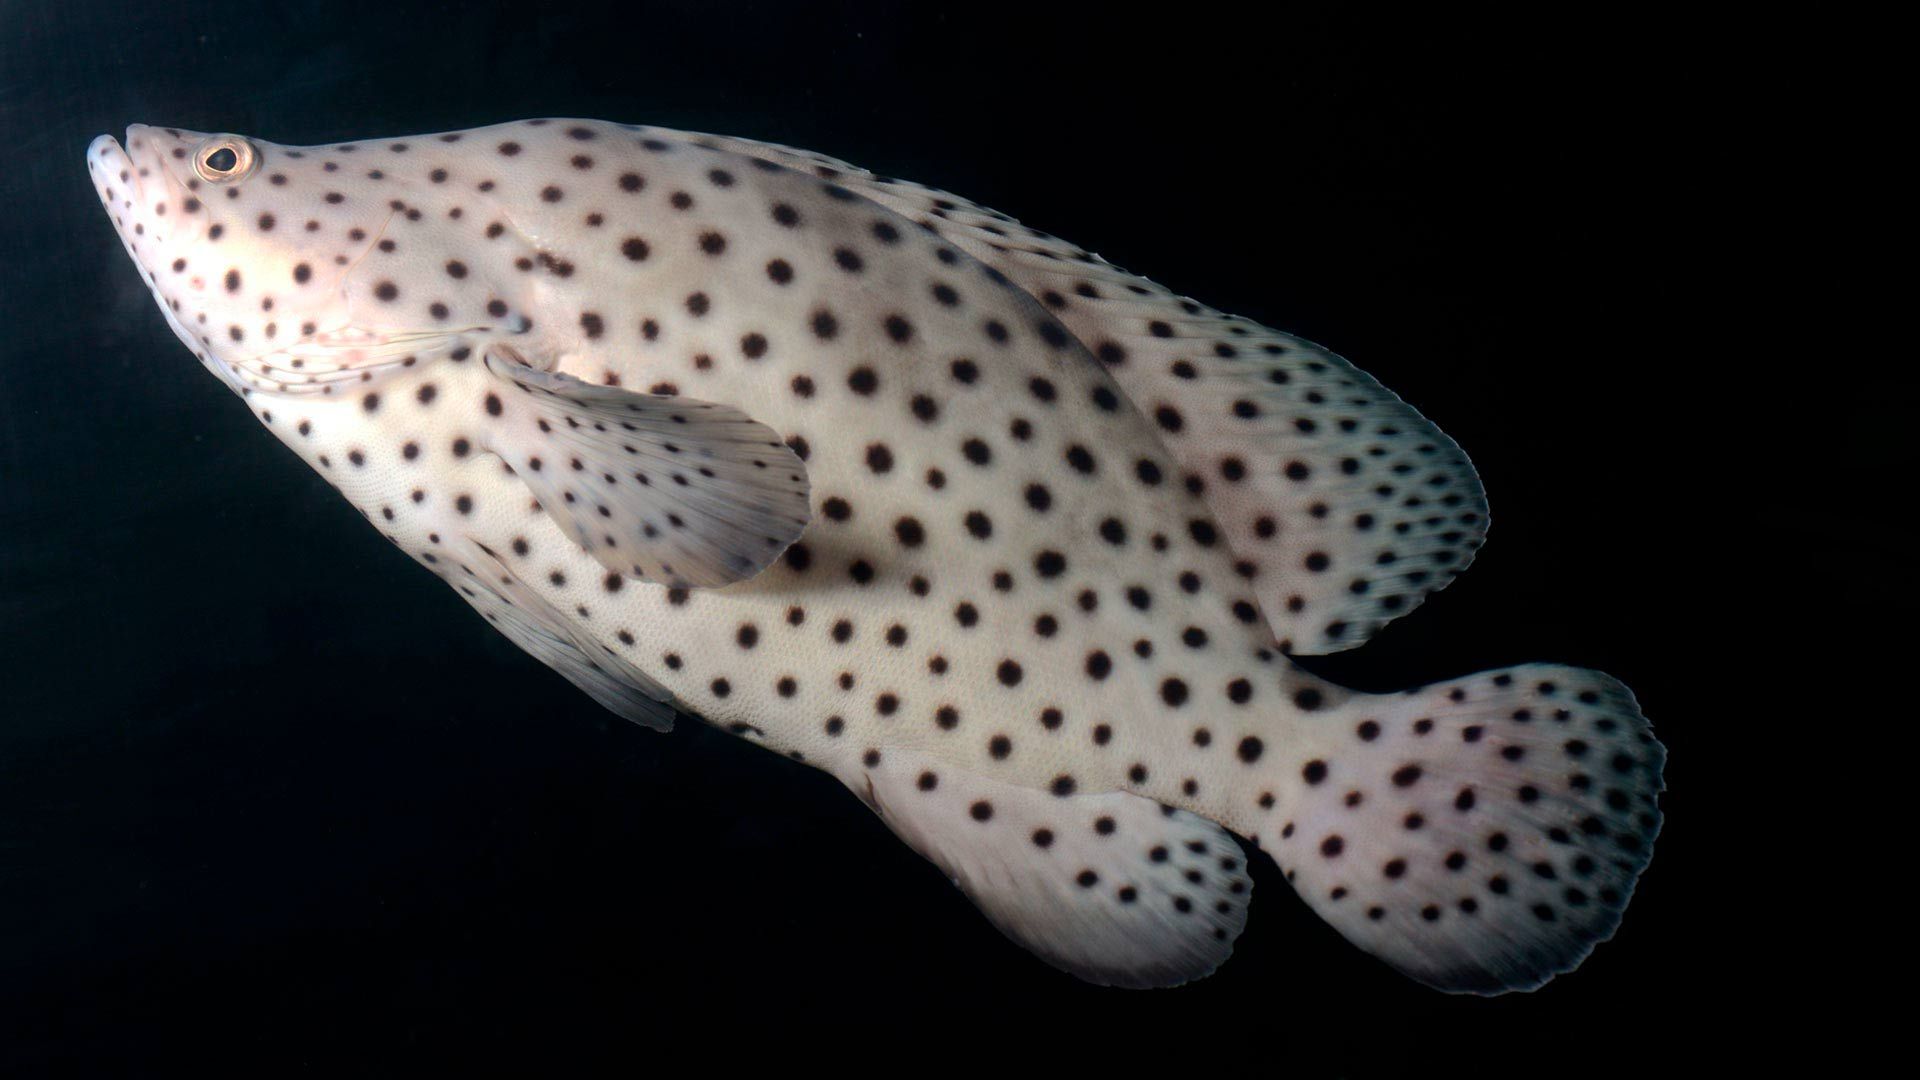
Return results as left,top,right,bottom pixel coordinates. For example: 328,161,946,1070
687,130,1488,655
481,346,812,589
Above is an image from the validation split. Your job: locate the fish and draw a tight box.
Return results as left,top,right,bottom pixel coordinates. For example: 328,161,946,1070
86,118,1665,993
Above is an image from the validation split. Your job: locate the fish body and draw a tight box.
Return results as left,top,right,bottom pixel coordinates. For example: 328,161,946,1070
88,119,1665,992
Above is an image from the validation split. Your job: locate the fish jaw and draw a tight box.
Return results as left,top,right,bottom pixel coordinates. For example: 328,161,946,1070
89,126,210,267
90,129,238,386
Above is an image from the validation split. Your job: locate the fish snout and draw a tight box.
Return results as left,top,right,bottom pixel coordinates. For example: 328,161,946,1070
86,133,136,208
86,133,124,163
122,124,200,188
89,125,188,219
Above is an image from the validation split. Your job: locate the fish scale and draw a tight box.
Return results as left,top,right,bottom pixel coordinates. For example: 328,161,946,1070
88,117,1665,993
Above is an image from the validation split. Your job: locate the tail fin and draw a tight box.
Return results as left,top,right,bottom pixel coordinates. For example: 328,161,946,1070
1266,663,1665,994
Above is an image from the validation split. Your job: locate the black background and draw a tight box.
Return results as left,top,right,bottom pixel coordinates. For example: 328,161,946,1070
1,1,1810,1071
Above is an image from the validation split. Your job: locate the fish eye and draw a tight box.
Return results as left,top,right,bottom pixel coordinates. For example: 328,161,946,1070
193,136,256,183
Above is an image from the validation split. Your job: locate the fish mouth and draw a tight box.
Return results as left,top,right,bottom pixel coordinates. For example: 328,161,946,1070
88,127,249,391
87,127,190,252
86,133,139,223
86,132,127,168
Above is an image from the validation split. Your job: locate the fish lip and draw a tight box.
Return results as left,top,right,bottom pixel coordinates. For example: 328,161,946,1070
90,126,177,214
87,131,137,203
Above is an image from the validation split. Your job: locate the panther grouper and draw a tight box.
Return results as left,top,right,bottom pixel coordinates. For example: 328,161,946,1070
87,119,1665,992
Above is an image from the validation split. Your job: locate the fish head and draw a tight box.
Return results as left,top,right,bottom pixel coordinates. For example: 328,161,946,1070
88,124,485,397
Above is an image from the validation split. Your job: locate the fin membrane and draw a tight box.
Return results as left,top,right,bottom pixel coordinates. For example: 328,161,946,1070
449,539,678,731
1268,664,1664,994
690,130,1487,654
852,747,1251,989
482,347,811,589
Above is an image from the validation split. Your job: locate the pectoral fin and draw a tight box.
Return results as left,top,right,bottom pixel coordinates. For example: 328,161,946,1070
482,347,811,588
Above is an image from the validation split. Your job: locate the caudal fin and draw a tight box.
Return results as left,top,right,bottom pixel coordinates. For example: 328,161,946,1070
1266,663,1664,994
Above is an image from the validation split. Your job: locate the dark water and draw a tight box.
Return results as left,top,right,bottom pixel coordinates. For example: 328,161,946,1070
1,1,1784,1070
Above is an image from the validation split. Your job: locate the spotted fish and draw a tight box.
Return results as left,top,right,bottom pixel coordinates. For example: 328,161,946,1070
86,119,1665,993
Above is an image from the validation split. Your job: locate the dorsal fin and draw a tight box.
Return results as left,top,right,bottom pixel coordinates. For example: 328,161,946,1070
687,130,1488,655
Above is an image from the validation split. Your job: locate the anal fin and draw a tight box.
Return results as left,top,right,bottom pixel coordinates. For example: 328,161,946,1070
851,748,1251,989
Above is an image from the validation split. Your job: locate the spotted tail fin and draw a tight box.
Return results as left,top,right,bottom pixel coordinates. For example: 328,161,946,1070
1263,664,1665,994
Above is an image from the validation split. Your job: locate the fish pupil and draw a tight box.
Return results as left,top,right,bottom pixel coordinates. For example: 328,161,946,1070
204,147,237,172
